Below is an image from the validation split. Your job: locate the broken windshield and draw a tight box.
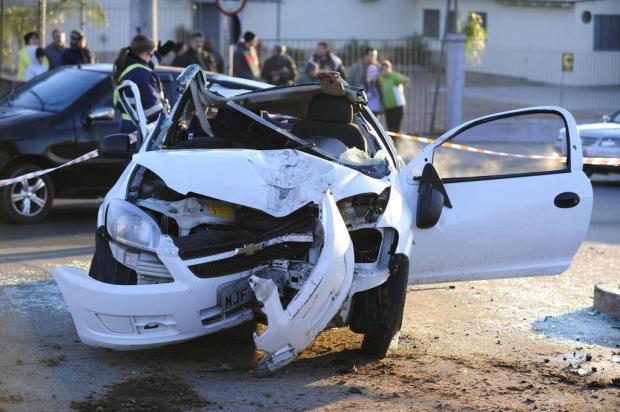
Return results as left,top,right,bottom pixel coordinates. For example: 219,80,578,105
151,80,391,178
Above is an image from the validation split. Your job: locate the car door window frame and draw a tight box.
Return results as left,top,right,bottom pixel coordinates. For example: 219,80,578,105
432,108,572,184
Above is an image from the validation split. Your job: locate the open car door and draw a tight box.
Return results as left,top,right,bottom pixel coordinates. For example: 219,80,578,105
400,107,592,284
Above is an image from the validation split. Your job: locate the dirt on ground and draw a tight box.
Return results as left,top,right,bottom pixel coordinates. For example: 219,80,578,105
1,183,619,411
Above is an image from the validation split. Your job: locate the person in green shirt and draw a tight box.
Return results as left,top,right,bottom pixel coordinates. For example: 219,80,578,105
379,60,409,132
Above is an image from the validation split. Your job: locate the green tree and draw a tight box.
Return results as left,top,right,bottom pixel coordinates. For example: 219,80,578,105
462,12,487,65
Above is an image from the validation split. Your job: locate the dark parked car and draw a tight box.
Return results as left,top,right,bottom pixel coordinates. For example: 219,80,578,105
0,64,270,223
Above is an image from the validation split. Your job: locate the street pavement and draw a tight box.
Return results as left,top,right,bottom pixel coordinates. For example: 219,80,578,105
0,177,618,411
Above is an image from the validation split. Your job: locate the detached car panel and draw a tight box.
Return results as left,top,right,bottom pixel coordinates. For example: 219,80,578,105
52,66,593,372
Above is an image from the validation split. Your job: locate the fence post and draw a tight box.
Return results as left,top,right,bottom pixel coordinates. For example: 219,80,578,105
445,33,465,130
0,0,4,75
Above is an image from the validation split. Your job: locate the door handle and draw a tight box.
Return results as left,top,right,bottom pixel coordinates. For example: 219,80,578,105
554,192,580,208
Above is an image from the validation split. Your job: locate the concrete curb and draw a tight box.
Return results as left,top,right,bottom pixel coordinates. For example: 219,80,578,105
593,283,620,318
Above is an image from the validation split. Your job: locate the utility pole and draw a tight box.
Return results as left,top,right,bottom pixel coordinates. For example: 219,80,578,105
429,0,465,132
151,0,158,44
0,0,5,74
38,0,47,46
130,0,158,41
429,0,452,133
276,0,281,42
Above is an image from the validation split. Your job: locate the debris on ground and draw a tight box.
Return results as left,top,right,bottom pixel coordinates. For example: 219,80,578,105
70,369,209,412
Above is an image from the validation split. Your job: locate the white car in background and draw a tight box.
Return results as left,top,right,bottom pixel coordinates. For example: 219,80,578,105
51,66,593,374
556,110,620,176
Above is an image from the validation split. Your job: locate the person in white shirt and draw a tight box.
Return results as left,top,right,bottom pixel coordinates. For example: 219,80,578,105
25,47,49,81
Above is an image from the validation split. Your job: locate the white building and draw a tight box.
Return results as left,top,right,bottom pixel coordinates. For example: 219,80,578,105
241,0,620,86
47,0,620,86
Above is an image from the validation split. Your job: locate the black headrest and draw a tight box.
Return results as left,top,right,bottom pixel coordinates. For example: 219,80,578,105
307,94,353,124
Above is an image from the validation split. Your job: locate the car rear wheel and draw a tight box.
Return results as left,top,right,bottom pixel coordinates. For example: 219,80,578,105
0,163,54,224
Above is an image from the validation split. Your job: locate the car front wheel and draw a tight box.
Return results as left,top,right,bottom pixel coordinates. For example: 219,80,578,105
348,254,409,358
0,163,54,224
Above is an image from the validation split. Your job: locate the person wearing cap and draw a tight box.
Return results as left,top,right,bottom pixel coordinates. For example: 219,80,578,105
261,44,297,86
44,29,66,69
112,35,174,134
60,30,95,66
233,31,261,80
17,32,44,81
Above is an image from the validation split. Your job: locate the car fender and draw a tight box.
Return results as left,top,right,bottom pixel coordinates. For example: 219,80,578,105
250,190,354,373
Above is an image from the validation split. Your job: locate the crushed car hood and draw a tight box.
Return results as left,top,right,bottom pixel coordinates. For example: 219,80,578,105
133,149,389,217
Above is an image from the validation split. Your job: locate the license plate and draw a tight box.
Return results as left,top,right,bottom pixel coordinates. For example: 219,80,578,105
219,278,252,312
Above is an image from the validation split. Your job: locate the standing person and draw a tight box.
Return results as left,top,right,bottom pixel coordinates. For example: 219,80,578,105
172,32,217,72
233,31,261,80
25,48,49,81
44,29,66,69
60,30,95,66
17,32,41,81
261,44,298,85
379,60,409,133
112,35,173,134
160,42,186,66
366,63,382,115
348,47,378,89
299,61,318,83
204,37,224,73
303,42,347,82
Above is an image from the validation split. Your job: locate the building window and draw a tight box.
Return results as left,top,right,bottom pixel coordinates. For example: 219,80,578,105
423,9,440,38
470,11,487,29
594,15,620,51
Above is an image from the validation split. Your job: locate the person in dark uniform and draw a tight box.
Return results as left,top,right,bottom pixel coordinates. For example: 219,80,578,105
233,31,261,80
60,30,95,66
112,35,174,134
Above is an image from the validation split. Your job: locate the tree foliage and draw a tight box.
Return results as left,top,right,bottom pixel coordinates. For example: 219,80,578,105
462,12,487,65
1,0,107,73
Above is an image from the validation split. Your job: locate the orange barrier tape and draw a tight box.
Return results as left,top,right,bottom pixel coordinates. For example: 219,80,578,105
0,150,99,189
388,131,620,167
0,133,139,189
0,131,617,190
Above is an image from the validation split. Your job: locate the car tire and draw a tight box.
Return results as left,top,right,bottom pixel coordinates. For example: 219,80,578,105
0,163,54,224
350,254,409,358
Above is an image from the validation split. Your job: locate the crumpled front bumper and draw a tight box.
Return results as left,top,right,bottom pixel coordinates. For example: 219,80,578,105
250,191,354,372
52,191,354,357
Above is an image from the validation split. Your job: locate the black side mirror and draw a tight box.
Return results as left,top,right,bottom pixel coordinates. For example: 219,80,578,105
99,133,134,159
416,163,452,229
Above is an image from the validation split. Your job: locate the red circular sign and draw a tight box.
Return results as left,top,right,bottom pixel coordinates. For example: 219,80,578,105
215,0,247,16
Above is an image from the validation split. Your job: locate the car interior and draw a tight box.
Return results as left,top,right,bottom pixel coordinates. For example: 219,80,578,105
159,85,388,161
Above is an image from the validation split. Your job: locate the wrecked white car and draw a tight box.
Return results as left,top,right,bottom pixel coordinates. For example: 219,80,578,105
52,66,592,373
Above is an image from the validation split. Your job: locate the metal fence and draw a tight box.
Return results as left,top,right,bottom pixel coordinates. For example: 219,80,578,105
0,0,194,73
259,38,620,135
1,1,618,136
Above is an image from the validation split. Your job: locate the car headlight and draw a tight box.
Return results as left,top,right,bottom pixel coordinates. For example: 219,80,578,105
106,199,161,251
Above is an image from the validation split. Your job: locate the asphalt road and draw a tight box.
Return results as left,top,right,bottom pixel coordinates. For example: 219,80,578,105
0,176,619,411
